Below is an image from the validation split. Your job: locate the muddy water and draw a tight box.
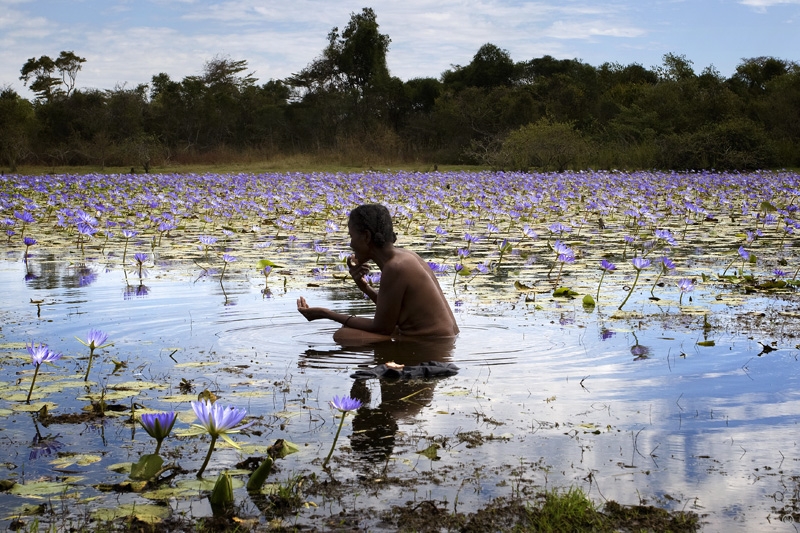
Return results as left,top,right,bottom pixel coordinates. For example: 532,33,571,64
1,254,798,531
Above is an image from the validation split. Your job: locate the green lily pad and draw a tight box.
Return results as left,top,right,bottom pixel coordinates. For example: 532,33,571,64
174,361,220,368
51,454,103,468
93,503,170,523
130,454,164,480
11,480,73,497
110,381,168,391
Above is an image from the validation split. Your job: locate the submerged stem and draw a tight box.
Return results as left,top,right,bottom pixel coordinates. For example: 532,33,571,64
26,364,41,404
618,270,641,311
323,412,348,469
197,434,218,478
83,347,96,382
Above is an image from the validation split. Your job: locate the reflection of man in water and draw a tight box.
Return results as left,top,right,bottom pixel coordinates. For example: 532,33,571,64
346,336,456,463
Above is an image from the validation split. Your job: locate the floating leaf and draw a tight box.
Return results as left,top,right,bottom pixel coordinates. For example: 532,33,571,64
93,503,170,524
697,340,716,347
51,454,103,468
417,443,440,460
257,259,282,269
553,286,578,298
11,480,72,496
130,454,164,481
174,362,220,368
514,280,535,291
110,381,168,391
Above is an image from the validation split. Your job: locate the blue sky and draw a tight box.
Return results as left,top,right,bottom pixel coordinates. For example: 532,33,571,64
2,0,800,99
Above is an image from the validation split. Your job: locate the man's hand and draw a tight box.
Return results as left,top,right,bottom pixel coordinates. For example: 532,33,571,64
296,296,329,321
348,254,371,290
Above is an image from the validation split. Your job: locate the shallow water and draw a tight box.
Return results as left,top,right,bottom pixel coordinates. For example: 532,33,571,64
1,253,799,531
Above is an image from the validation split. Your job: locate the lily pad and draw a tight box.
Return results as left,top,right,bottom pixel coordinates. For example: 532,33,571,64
11,480,74,497
93,503,170,523
51,453,103,468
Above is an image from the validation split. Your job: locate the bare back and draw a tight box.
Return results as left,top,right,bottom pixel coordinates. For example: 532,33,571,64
380,249,459,337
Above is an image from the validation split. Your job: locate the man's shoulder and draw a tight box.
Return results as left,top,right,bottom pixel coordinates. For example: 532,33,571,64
384,249,426,274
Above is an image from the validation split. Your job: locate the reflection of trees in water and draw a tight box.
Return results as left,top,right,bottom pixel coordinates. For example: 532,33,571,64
23,254,99,289
304,337,456,465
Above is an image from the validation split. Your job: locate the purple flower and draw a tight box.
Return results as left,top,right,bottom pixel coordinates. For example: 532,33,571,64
139,411,177,454
548,222,571,234
632,258,651,270
23,237,37,247
191,400,252,440
77,329,111,382
79,329,110,350
654,229,676,245
134,253,148,264
677,278,694,304
222,254,237,263
324,395,364,468
427,261,450,274
677,278,694,293
199,235,217,246
26,342,63,404
330,395,363,412
122,229,138,239
553,240,571,255
774,269,787,278
15,211,35,224
190,399,254,477
738,246,750,261
27,342,62,366
600,259,616,271
661,257,676,271
77,223,96,237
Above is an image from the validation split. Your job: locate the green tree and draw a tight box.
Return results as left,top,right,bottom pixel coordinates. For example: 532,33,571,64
499,118,587,171
0,87,36,171
442,43,516,89
20,51,86,101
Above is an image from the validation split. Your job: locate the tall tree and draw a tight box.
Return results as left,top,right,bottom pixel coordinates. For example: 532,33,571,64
289,7,391,95
20,51,86,101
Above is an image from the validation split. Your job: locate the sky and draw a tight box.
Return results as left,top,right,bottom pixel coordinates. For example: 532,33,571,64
2,0,800,99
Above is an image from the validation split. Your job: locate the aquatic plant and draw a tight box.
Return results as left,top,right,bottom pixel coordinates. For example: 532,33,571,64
220,254,236,283
134,252,148,278
121,229,138,264
323,395,363,469
25,342,63,404
677,278,695,305
23,236,36,262
187,399,253,478
138,411,177,455
77,329,112,382
650,256,676,298
596,259,616,301
618,257,650,311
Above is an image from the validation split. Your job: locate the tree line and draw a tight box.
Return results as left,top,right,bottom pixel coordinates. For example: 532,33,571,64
2,7,799,172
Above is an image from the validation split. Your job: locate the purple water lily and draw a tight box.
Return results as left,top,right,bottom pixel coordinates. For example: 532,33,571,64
189,399,253,477
77,329,112,381
596,259,617,301
139,411,178,455
26,342,63,404
323,395,363,468
677,278,695,305
619,258,651,310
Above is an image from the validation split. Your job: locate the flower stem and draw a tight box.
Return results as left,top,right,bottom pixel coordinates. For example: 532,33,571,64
596,271,606,301
323,412,348,468
197,435,218,478
83,348,96,382
650,270,663,297
26,364,41,404
618,270,641,311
